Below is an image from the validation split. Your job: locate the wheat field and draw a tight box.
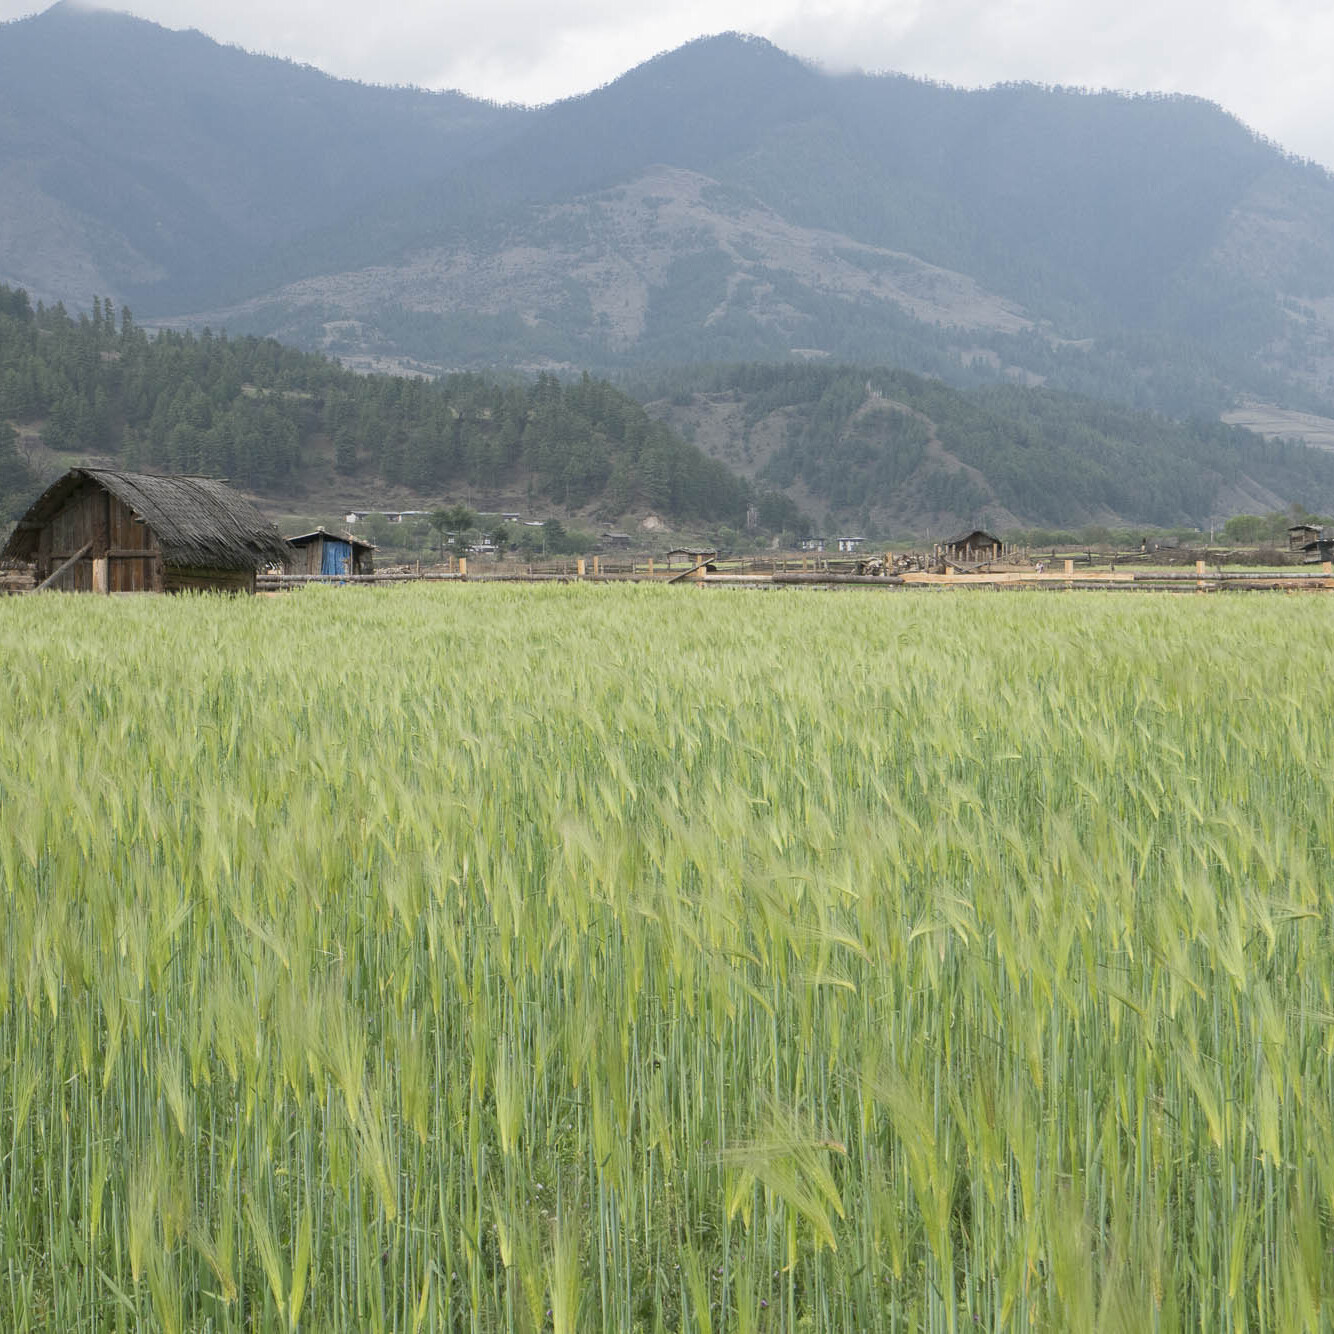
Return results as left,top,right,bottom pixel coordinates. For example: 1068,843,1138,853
3,584,1334,1331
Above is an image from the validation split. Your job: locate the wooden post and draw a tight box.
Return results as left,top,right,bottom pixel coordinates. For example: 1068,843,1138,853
1324,561,1332,576
1063,559,1074,576
577,557,586,578
458,555,467,577
92,557,109,594
1196,558,1206,590
592,555,601,576
648,556,654,576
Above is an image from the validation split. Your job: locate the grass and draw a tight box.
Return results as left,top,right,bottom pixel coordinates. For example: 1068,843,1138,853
2,584,1334,1330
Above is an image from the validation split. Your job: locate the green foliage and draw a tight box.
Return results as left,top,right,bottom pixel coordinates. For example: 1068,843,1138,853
1222,512,1290,546
536,517,588,555
0,289,757,529
0,419,35,522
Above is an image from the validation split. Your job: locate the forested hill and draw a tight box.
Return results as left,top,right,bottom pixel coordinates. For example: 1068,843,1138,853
0,289,763,528
8,290,1334,537
632,364,1334,533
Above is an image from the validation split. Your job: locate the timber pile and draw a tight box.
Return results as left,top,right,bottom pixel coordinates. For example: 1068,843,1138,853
0,560,34,594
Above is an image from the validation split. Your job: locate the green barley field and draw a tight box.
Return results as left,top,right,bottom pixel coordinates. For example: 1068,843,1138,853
4,584,1334,1332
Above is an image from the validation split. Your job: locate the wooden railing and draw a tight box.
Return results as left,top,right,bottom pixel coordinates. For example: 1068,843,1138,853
256,555,1334,594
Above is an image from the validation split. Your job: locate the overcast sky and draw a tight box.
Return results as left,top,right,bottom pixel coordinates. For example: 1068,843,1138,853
6,0,1334,170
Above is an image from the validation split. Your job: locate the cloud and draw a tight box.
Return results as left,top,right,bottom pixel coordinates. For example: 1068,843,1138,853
4,0,1333,166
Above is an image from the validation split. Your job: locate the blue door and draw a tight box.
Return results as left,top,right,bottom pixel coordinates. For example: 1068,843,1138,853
321,539,352,575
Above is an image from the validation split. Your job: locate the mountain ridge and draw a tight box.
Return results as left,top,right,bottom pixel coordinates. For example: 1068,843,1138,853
5,7,1334,442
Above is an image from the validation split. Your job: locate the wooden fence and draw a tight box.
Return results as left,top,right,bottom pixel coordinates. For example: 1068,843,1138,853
255,556,1334,594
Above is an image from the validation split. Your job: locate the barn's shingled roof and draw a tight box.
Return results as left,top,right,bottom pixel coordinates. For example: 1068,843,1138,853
2,468,291,570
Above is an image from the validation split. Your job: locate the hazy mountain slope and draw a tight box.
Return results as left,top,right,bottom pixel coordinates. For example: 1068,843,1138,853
187,165,1035,374
169,31,1334,421
6,11,1334,432
0,2,521,310
208,32,1317,331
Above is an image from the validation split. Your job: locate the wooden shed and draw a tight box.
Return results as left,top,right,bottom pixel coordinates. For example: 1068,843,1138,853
1,467,291,593
665,546,718,565
285,527,375,576
1289,523,1320,553
941,529,1003,565
664,546,718,580
1301,529,1334,563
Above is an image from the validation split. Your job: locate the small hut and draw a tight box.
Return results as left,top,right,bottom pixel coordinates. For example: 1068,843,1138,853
2,467,290,593
664,546,718,579
941,529,1003,565
1289,523,1321,553
285,527,375,576
665,546,718,566
1301,529,1334,563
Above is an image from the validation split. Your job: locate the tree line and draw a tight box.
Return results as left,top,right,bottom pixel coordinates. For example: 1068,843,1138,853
0,288,792,529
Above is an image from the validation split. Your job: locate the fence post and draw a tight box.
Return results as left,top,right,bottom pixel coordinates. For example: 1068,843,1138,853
577,557,586,578
459,555,467,577
1063,559,1074,577
648,557,654,576
1196,559,1206,590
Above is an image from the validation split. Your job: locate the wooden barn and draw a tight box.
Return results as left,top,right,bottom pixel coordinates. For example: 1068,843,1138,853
941,529,1003,565
1,467,291,593
285,527,375,576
